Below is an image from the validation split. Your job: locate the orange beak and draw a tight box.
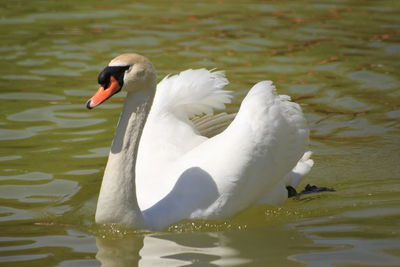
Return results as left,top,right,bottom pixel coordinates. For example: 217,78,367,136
86,76,121,109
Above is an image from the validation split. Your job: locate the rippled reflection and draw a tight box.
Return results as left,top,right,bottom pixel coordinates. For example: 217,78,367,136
95,225,315,266
292,207,400,265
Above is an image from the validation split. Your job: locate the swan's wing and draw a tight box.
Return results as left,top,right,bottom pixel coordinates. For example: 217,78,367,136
152,69,232,118
183,81,309,218
201,81,310,217
143,81,311,228
136,69,233,210
140,69,233,156
141,69,233,155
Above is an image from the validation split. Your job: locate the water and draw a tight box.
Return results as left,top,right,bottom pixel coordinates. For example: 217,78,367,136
1,0,399,266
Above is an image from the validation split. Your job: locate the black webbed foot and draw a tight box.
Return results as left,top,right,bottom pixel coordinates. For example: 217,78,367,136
287,184,335,198
299,184,335,195
286,186,298,198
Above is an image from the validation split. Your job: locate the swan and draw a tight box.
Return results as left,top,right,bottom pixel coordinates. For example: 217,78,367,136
87,53,314,231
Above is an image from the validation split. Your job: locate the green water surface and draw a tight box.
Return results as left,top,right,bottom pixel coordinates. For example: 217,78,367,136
1,0,399,266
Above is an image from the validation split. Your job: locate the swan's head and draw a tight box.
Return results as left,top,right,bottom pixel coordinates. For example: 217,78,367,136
86,53,156,109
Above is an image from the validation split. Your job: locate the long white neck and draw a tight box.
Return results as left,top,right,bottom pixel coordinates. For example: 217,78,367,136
95,89,154,229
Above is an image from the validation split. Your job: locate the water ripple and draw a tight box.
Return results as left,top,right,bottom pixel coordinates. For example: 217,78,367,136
8,105,105,128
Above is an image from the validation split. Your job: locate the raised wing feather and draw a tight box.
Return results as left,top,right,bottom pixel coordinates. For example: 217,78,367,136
152,69,232,118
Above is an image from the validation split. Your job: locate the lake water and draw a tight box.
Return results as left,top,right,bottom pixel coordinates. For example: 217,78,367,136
1,0,399,266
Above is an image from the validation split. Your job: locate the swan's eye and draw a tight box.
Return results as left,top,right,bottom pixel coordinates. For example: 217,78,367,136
98,65,130,89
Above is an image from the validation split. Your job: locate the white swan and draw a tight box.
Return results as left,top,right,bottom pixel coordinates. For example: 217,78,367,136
87,53,314,231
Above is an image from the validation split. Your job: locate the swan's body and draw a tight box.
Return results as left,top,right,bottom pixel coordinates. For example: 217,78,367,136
88,53,313,231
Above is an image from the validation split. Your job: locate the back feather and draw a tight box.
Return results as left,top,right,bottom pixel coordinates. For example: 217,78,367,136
153,69,232,118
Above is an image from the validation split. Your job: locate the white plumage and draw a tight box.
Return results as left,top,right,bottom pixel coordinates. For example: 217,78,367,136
90,53,314,231
153,69,231,118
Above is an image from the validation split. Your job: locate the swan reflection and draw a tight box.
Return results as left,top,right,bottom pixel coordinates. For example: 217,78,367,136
95,223,312,266
96,231,249,266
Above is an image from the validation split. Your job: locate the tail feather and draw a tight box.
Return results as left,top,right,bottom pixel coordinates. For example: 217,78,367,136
285,151,314,188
